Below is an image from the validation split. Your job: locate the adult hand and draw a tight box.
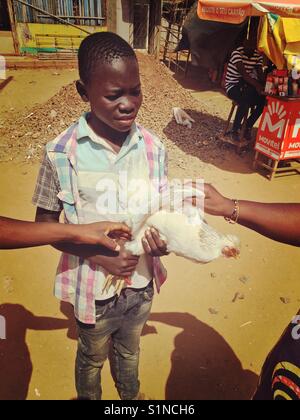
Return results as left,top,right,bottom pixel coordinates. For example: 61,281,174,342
73,222,131,251
204,184,234,218
142,228,169,257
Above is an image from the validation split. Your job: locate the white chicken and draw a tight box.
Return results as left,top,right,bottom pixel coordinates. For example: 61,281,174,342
103,184,240,295
125,208,240,263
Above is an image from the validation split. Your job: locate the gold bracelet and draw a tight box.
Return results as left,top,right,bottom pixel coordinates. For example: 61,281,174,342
224,199,240,224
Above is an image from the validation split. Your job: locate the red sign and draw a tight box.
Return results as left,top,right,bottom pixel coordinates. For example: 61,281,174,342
255,97,300,160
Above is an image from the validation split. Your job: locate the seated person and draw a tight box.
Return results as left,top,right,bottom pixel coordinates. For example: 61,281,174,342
225,37,266,141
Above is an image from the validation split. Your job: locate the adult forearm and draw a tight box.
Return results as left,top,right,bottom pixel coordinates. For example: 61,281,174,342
34,209,106,258
223,201,300,246
0,217,80,249
239,202,300,246
204,185,300,248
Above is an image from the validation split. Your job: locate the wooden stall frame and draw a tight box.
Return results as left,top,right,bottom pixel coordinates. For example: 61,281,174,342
6,0,20,54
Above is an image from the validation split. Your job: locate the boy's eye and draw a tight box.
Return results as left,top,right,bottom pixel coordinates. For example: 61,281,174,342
106,94,120,101
132,90,141,97
105,89,141,101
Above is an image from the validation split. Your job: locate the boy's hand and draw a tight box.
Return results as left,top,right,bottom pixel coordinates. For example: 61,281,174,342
73,222,131,251
90,243,139,278
142,228,169,257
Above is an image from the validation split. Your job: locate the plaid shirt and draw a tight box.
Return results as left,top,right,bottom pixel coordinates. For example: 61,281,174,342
33,116,168,324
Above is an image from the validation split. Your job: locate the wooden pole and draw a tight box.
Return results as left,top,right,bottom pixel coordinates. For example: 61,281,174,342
107,0,117,33
6,0,20,55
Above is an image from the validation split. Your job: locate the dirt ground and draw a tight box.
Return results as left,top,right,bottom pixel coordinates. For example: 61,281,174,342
0,56,300,400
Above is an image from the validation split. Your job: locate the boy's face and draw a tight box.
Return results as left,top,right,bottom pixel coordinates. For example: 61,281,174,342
78,57,143,134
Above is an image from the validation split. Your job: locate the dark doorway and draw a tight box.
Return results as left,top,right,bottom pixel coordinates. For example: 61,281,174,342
133,0,150,50
0,0,11,31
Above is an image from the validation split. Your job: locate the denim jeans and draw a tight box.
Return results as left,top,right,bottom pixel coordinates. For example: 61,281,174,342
75,282,154,400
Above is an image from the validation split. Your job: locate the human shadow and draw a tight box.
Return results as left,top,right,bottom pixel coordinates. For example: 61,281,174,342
163,108,256,175
145,312,258,400
0,303,70,400
59,301,78,341
0,76,13,92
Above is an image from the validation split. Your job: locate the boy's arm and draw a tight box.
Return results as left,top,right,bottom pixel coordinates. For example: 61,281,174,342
33,152,139,276
32,154,120,257
142,139,169,257
34,153,103,256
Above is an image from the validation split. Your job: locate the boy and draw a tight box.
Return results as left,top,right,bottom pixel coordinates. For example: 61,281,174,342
32,32,169,400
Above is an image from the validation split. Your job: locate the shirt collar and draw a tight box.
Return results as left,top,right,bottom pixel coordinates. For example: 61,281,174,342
77,113,143,156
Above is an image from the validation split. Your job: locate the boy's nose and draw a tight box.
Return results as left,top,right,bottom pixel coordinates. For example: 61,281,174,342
119,98,135,114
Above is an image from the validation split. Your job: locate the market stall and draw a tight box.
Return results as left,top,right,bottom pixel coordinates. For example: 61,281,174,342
254,96,300,176
197,1,300,23
254,67,300,180
197,0,300,179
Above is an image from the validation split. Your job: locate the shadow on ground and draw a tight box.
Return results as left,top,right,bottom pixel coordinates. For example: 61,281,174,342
0,303,70,400
143,312,258,400
163,109,257,175
0,76,13,92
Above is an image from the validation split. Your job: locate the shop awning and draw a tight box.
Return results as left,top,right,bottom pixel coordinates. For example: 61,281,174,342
259,14,300,69
197,1,300,24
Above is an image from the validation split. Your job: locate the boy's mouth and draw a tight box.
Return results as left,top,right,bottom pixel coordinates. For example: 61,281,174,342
116,115,136,127
117,115,136,122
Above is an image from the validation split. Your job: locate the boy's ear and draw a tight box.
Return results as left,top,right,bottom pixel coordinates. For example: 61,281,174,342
76,80,89,102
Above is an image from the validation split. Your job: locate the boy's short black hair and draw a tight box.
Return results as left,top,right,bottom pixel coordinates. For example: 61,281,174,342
78,32,137,84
